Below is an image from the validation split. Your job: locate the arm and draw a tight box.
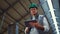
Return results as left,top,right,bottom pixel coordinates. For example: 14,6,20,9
25,27,31,34
29,21,44,31
43,17,50,32
28,17,50,31
34,22,44,31
34,17,49,31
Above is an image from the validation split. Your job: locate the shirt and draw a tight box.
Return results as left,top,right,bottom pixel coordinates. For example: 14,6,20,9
29,15,50,34
25,15,49,34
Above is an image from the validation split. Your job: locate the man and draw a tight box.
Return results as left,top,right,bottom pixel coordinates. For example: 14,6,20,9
25,3,50,34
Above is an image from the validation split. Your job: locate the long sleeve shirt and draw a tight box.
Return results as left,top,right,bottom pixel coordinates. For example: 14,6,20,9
25,15,50,34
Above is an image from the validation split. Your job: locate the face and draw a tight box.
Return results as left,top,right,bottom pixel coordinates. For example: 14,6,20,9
30,8,37,15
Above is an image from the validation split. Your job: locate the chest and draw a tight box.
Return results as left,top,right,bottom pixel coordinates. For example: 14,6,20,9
31,15,44,25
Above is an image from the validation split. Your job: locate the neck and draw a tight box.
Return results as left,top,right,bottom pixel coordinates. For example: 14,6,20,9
32,12,38,16
31,13,39,19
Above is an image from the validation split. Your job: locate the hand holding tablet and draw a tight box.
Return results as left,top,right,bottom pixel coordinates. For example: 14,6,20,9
25,20,37,27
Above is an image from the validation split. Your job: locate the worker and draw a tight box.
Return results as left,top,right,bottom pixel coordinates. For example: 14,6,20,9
25,3,50,34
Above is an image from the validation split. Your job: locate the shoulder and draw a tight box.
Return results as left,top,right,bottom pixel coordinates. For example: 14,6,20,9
39,15,45,17
39,15,47,20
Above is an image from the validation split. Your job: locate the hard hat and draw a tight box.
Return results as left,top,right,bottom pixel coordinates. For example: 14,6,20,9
29,3,38,9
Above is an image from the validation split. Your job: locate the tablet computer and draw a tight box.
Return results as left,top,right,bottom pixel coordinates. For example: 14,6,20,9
25,20,37,27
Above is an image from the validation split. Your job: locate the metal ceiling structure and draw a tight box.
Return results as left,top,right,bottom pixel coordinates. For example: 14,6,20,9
39,0,60,34
0,0,60,34
0,0,43,34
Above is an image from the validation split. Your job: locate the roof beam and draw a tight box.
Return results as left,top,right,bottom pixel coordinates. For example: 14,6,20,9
4,0,29,21
0,12,25,34
6,12,25,26
4,0,23,18
29,0,32,3
19,0,29,12
1,9,25,27
6,12,16,21
1,0,25,26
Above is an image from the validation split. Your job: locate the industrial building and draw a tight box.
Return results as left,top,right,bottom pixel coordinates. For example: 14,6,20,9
0,0,60,34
